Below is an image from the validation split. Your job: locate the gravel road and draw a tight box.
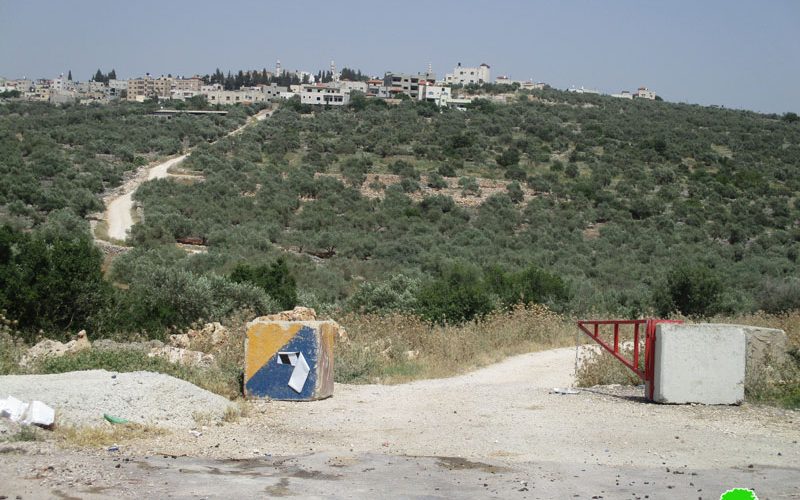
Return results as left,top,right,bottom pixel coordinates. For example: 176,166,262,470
1,347,798,499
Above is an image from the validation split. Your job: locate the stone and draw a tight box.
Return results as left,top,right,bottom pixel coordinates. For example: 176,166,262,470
93,339,164,352
170,322,230,351
148,346,215,368
65,330,91,354
740,325,790,388
256,306,318,322
652,323,746,405
244,318,339,401
19,331,93,367
168,333,191,349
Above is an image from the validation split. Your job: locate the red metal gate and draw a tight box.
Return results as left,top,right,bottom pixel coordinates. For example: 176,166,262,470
577,319,683,399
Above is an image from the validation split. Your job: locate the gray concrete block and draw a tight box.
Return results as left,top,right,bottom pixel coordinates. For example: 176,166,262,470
653,323,745,405
741,326,789,387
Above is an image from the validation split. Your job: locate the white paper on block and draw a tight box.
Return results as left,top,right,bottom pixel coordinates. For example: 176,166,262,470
0,396,29,422
287,352,310,393
23,401,55,427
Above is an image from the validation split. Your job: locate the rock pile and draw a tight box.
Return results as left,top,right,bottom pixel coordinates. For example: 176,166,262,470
19,330,91,367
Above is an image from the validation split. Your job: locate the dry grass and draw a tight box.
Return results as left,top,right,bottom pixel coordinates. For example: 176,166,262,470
55,423,166,448
575,346,642,387
0,329,27,375
335,304,575,384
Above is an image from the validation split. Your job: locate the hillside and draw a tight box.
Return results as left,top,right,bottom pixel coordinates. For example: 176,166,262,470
0,101,250,224
1,90,799,339
122,90,799,318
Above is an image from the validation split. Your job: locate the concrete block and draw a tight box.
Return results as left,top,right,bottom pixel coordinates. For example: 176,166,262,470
740,326,789,389
244,319,336,401
653,323,745,405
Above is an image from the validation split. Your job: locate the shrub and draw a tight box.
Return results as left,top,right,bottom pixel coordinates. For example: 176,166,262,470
458,176,481,196
506,181,524,203
230,258,297,311
652,264,723,317
483,264,569,311
0,225,110,341
120,265,276,335
426,172,448,190
758,278,800,314
389,160,419,179
437,161,459,177
348,274,421,314
415,263,494,324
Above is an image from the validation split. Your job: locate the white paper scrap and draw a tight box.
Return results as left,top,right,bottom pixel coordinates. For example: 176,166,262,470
0,396,29,422
551,388,580,395
23,401,55,427
287,352,310,393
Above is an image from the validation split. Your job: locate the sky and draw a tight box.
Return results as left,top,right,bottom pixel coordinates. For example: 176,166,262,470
1,0,798,113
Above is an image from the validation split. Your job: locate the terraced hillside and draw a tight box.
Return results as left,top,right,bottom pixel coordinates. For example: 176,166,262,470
120,89,800,317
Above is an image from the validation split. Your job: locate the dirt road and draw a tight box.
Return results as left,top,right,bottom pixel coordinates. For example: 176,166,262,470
104,154,188,241
1,347,797,498
99,108,271,243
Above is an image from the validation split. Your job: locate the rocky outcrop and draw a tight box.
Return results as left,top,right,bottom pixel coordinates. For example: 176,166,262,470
256,306,318,322
19,330,91,367
148,346,215,368
169,322,229,350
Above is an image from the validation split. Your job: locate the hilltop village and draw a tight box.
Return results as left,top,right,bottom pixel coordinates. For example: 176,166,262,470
0,60,658,109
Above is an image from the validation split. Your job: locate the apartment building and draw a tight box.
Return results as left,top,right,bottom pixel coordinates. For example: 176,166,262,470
173,77,202,92
205,87,266,105
611,91,633,99
201,84,287,105
383,71,436,99
366,79,391,99
635,87,657,100
445,63,490,85
334,80,368,93
300,84,350,106
127,75,173,101
418,83,452,107
259,83,287,99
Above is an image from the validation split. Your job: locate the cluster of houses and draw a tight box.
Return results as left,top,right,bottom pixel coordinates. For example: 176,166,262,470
0,61,655,108
568,85,658,100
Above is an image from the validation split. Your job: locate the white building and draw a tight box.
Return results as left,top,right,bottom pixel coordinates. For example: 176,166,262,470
567,86,600,94
445,63,490,85
171,89,203,100
635,87,657,100
334,80,368,93
258,83,287,99
204,87,266,105
300,84,350,106
495,75,527,86
418,83,452,107
611,91,633,99
108,79,128,91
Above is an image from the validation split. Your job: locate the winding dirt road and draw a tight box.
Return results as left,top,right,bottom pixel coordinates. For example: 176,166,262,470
99,108,271,243
104,154,188,241
2,347,798,498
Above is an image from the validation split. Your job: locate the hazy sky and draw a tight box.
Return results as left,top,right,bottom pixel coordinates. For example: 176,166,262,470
1,0,798,113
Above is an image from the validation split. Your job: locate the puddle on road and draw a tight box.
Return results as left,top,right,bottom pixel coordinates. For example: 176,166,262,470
264,477,294,496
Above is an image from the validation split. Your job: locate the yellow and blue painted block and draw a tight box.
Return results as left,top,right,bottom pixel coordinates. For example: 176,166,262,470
244,320,335,400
